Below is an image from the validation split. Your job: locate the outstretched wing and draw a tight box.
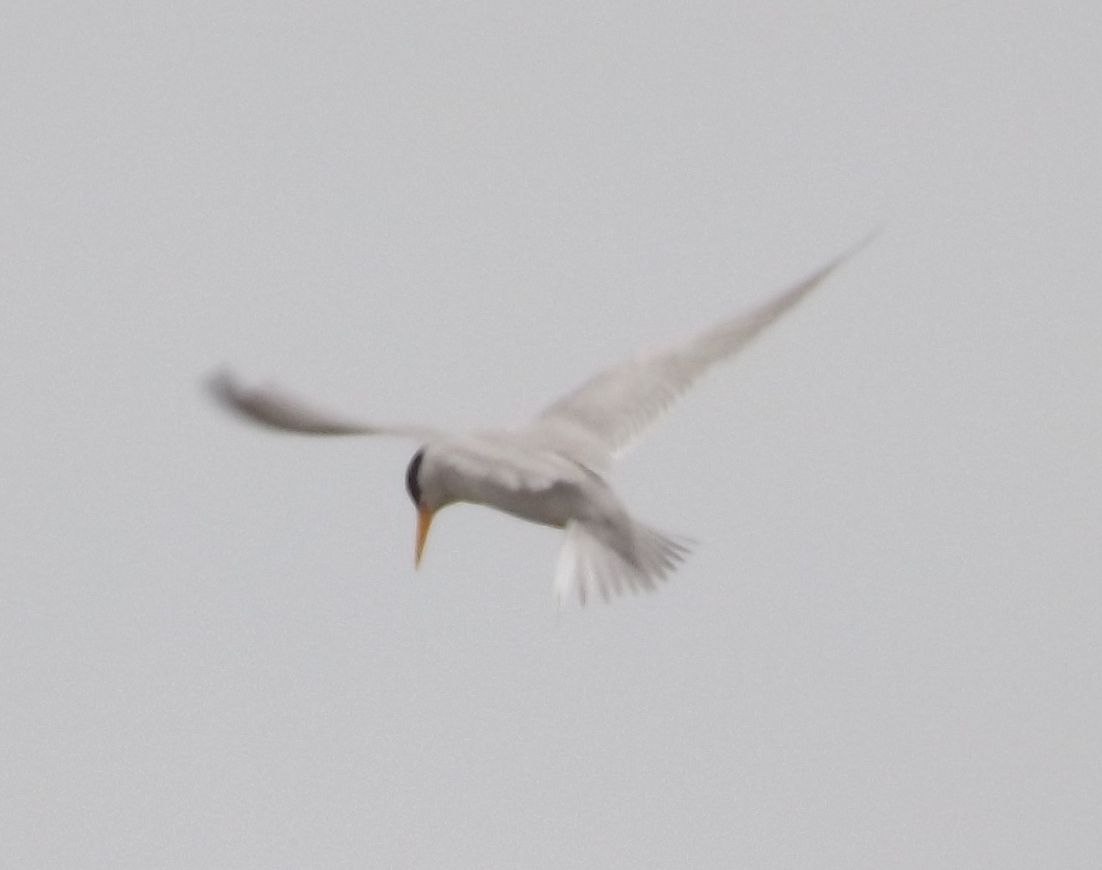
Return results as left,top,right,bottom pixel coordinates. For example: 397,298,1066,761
207,369,443,440
518,240,870,469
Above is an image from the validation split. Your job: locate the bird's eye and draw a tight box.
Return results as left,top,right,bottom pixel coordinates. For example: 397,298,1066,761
405,449,425,506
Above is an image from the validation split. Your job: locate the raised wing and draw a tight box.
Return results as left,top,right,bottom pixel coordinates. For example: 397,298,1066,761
519,241,869,469
207,369,442,440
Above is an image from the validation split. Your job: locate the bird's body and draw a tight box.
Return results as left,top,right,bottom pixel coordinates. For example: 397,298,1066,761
415,434,601,529
408,433,689,602
209,239,870,606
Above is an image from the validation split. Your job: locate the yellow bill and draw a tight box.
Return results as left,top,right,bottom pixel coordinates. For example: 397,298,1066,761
415,506,434,568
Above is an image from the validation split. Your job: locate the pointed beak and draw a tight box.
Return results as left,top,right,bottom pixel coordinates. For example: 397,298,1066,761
415,506,434,568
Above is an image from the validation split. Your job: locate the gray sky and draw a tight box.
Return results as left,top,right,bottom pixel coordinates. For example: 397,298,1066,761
3,2,1100,867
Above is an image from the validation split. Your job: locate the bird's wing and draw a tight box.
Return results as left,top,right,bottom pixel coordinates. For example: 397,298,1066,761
207,369,443,440
517,240,870,469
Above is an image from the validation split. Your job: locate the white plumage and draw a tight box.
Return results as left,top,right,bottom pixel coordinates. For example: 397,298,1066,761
209,240,868,606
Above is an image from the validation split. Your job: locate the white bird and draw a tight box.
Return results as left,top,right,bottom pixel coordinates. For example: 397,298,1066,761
209,241,868,606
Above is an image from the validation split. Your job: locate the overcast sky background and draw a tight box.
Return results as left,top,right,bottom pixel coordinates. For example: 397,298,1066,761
3,2,1100,868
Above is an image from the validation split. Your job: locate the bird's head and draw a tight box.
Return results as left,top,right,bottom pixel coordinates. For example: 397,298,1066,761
405,447,437,568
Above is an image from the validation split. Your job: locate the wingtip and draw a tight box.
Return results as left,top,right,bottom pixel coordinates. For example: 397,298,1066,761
204,366,281,428
789,226,881,300
204,366,235,401
204,366,253,415
835,225,884,269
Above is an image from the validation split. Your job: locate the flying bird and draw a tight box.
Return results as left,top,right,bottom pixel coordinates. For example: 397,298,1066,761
209,242,868,606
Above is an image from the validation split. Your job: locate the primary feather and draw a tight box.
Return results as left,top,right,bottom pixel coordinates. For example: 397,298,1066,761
206,369,442,441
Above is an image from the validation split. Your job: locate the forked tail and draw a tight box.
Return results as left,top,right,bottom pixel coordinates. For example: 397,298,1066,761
553,519,692,607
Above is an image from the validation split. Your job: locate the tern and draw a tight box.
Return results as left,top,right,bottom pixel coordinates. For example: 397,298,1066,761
209,242,867,605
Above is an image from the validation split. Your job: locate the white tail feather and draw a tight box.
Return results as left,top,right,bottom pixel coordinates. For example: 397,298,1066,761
554,520,692,607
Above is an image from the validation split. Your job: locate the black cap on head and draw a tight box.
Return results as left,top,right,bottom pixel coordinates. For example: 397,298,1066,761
405,449,425,506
